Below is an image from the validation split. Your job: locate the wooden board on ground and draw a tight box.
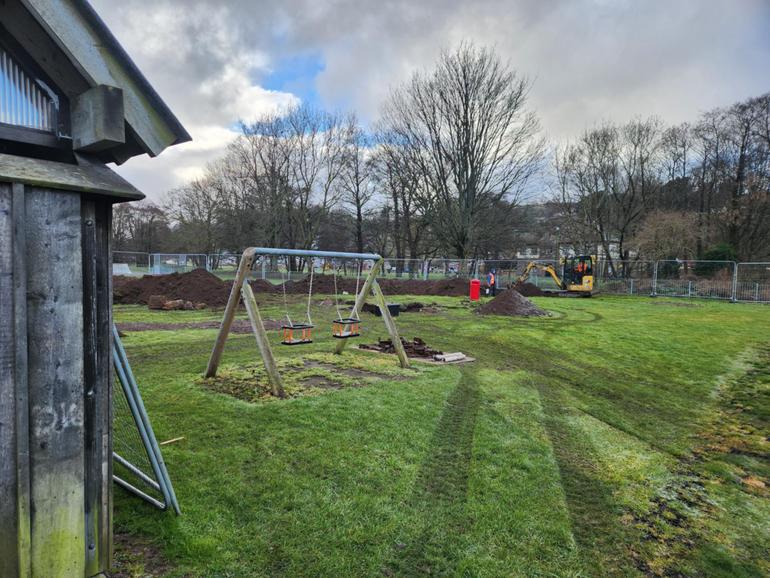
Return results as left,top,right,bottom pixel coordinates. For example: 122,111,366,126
355,346,475,365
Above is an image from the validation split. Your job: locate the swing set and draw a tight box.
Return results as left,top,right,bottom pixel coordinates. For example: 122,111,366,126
205,248,410,398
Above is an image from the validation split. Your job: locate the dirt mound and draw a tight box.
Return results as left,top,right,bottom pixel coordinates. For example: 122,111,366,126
113,270,472,306
360,337,442,358
477,289,548,317
249,278,278,293
114,269,232,306
512,282,545,297
379,277,468,296
282,275,468,296
283,274,358,295
114,269,281,307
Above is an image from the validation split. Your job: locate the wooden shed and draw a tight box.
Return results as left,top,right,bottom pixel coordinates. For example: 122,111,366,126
0,1,189,576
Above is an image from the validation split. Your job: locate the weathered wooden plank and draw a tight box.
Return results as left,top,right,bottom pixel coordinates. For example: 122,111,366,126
0,182,19,577
0,152,144,200
12,183,31,578
79,199,113,574
95,201,113,572
81,200,98,574
371,279,410,369
241,282,286,398
25,188,85,577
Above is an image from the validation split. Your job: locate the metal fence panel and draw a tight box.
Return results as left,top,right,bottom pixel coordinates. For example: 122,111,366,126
735,262,770,303
112,251,150,276
653,260,736,301
150,253,208,275
593,260,655,296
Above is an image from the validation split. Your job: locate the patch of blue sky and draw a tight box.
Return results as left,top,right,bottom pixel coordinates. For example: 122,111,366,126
261,51,325,108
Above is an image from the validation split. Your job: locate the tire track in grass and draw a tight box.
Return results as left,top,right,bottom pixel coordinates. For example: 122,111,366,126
384,369,481,576
535,381,639,577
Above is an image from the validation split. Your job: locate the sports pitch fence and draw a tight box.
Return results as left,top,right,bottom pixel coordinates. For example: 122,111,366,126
111,252,770,304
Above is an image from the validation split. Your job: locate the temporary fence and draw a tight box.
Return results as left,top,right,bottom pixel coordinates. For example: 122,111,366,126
112,251,151,276
111,251,770,303
652,260,736,301
735,262,770,303
150,253,208,275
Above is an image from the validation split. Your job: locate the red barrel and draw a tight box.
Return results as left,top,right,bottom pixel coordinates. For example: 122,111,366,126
469,278,481,301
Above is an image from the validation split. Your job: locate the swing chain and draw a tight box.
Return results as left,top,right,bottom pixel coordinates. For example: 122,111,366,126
280,257,293,327
351,261,362,319
333,262,343,321
305,258,314,326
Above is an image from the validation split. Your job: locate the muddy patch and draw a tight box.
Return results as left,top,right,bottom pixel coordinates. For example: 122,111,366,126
201,353,412,403
111,531,173,577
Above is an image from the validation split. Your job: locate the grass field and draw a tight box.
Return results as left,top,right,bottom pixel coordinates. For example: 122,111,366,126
112,295,770,577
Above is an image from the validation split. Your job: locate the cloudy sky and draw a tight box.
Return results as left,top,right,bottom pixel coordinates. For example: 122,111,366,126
89,0,770,200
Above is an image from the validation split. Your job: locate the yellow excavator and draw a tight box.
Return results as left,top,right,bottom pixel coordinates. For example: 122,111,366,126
516,255,595,296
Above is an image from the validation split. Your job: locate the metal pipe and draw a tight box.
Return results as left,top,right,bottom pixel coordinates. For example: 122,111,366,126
113,452,161,492
113,476,167,511
113,327,180,514
112,345,171,506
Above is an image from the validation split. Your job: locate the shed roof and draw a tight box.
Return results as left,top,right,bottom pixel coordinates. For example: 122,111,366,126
11,0,191,162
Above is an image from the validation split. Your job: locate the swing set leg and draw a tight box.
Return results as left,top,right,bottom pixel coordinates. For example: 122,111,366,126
242,282,286,398
371,280,410,369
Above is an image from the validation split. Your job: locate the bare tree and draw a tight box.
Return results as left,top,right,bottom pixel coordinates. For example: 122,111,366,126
339,115,375,254
379,43,543,260
554,118,663,272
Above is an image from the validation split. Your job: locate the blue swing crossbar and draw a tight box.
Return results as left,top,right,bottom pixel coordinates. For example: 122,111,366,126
247,247,381,261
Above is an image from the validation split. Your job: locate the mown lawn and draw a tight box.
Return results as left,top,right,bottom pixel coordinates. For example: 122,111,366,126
112,295,770,577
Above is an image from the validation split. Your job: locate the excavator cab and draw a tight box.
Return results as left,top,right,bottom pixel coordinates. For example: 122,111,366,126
561,255,594,294
515,255,595,296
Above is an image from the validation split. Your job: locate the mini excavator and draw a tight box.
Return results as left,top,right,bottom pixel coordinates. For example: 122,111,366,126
516,255,594,297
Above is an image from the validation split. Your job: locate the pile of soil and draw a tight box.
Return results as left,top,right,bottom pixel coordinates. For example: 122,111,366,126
114,269,232,306
113,269,470,307
477,289,548,317
360,337,442,358
380,277,467,296
358,301,428,315
512,282,545,297
114,269,279,307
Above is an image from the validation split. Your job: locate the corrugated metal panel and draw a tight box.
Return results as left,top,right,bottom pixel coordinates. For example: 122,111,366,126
0,46,56,132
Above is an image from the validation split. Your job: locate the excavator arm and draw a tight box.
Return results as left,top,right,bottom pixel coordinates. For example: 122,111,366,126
516,262,565,290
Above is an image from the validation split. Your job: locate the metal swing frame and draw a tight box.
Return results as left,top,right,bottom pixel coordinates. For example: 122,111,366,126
204,248,410,398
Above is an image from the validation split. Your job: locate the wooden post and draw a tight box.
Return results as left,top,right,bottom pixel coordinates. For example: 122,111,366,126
26,189,86,577
241,282,286,398
334,258,383,355
371,279,410,368
205,248,255,377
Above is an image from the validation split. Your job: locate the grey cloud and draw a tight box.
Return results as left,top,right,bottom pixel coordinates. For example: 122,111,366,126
89,0,770,198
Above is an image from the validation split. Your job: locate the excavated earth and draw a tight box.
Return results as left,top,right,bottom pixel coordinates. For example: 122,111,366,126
511,281,545,297
476,289,548,317
359,337,442,358
113,269,471,307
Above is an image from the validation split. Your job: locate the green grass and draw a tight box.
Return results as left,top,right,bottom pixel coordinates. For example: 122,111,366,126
113,296,770,577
